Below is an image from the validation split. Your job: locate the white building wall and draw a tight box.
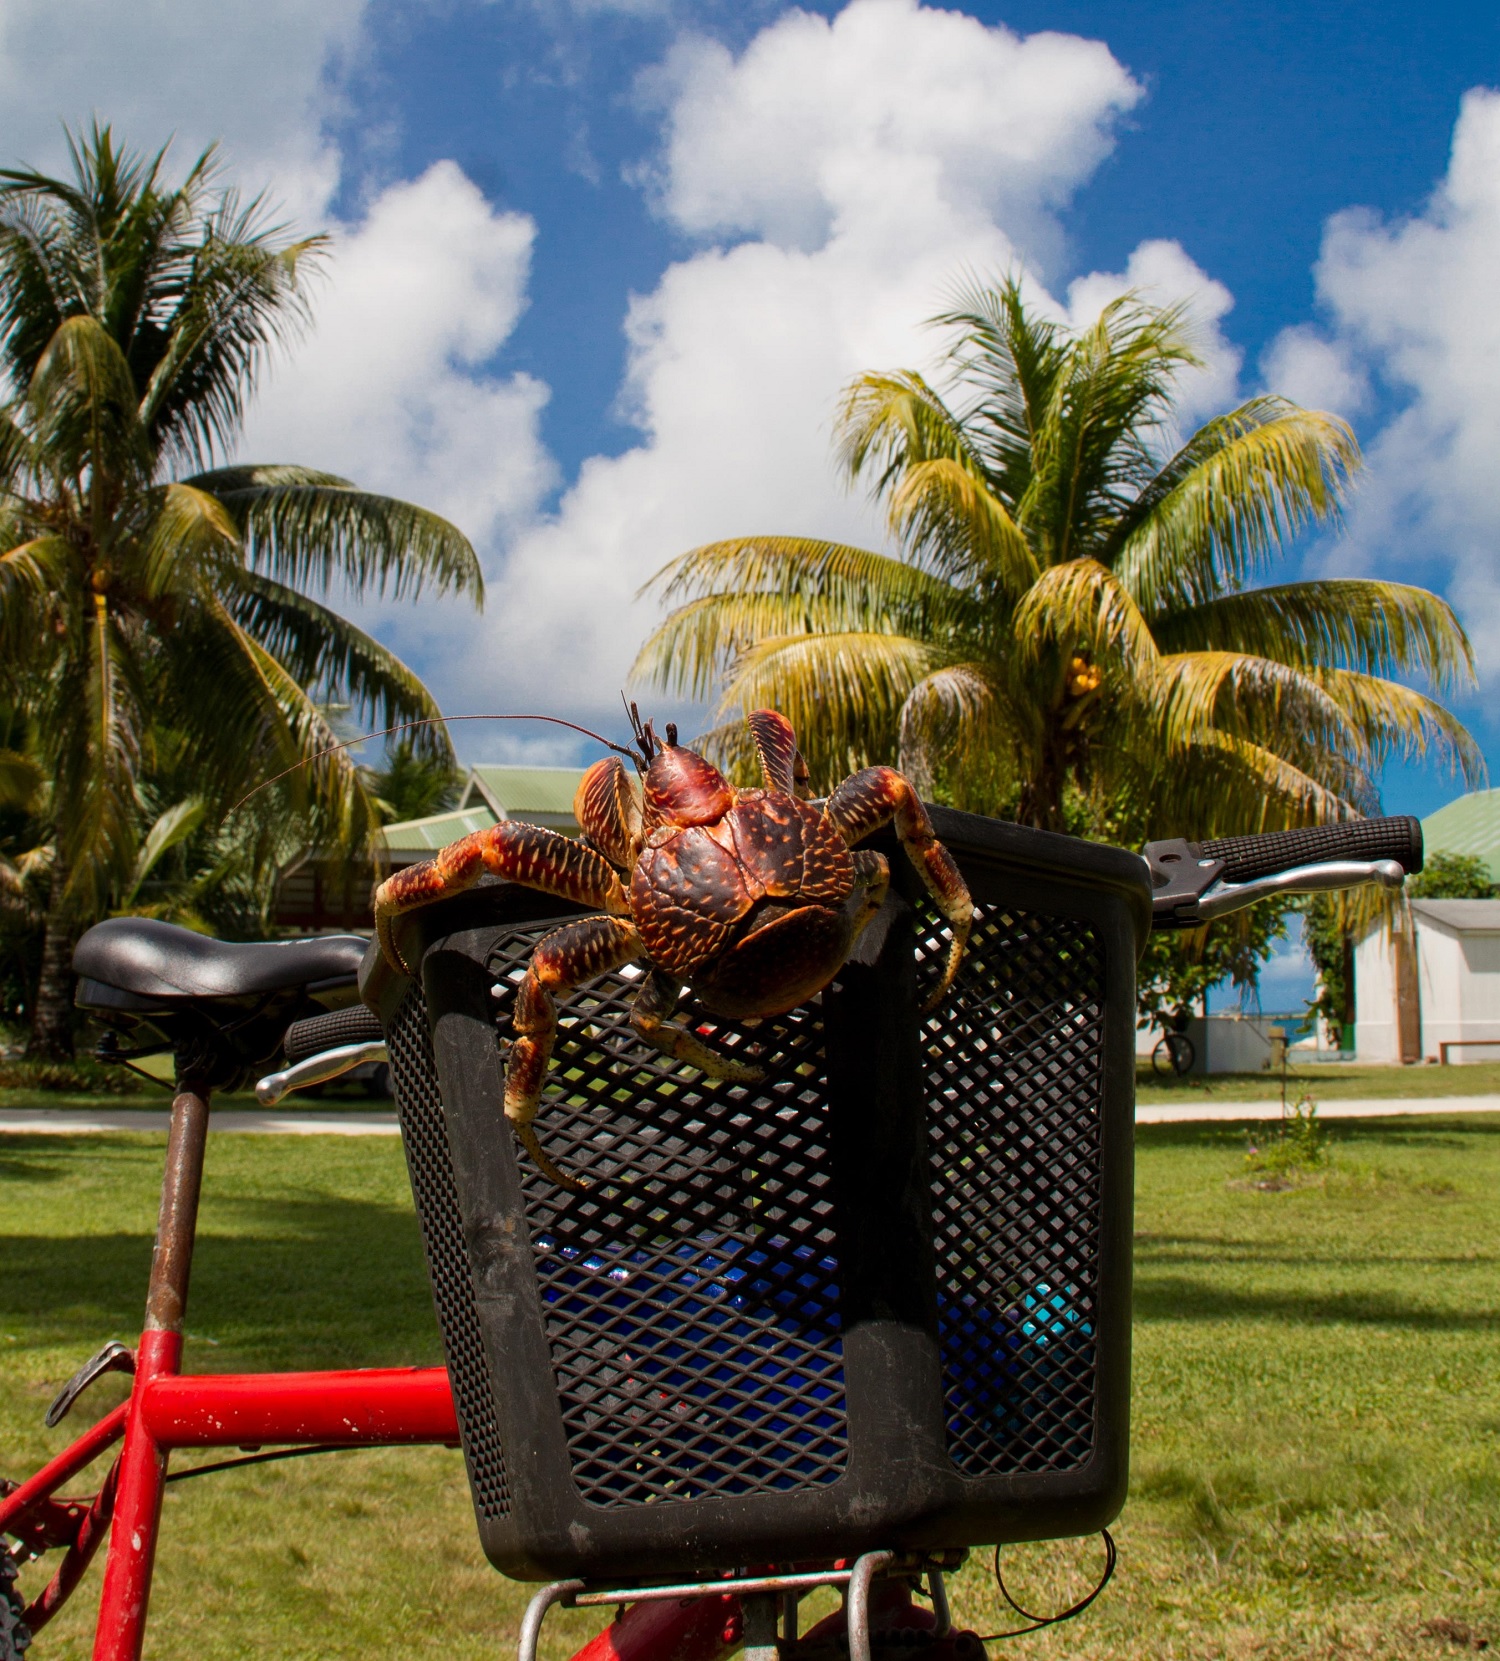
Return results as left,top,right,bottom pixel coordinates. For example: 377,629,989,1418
1354,927,1400,1061
1449,928,1500,1061
1355,913,1500,1063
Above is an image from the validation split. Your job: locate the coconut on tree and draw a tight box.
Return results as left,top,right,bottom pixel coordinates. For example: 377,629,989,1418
635,276,1480,842
0,126,483,1057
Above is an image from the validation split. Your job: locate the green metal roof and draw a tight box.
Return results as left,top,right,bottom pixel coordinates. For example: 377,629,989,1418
1421,789,1500,881
464,765,586,818
376,804,497,855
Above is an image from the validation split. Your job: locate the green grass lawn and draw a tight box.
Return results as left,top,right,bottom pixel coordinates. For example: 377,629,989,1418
1136,1059,1500,1104
2,1118,1496,1659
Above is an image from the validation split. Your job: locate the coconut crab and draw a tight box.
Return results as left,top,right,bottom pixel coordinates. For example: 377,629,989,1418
374,708,973,1189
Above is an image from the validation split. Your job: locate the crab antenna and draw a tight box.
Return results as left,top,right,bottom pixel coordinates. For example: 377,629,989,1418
225,713,637,820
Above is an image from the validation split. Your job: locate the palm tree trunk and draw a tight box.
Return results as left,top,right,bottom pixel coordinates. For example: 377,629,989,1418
28,854,77,1061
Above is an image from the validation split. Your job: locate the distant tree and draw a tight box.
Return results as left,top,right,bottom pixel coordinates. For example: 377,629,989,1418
1409,850,1495,900
1302,895,1356,1050
1136,902,1295,1036
364,739,464,825
0,126,482,1057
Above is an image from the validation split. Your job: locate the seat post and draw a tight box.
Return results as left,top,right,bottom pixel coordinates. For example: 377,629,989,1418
143,1083,212,1336
94,1080,211,1661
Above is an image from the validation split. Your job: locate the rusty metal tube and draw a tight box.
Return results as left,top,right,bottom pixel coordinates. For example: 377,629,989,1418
143,1088,211,1334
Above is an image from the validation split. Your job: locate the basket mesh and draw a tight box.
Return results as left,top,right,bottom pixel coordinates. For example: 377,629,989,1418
918,904,1104,1477
390,877,1110,1519
387,985,511,1518
485,927,848,1508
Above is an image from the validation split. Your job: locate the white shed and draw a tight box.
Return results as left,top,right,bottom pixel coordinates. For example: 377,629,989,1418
1354,899,1500,1064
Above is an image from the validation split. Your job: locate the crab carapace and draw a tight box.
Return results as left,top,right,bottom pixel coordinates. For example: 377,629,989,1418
374,708,973,1190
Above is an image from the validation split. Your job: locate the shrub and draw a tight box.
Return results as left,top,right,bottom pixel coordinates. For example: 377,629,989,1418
0,1055,157,1094
1243,1094,1331,1182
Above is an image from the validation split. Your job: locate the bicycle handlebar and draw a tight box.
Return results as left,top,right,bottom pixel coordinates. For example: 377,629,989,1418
284,1004,384,1063
1194,816,1423,885
256,1003,387,1106
1145,814,1423,930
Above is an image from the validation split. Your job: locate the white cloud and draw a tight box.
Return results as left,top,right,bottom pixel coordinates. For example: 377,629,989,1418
0,0,368,221
461,0,1151,737
239,162,551,536
1259,326,1369,417
644,1,1139,266
1264,88,1500,672
236,162,557,676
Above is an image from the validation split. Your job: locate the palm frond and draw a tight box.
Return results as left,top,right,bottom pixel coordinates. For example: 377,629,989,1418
139,481,241,596
635,536,971,698
1114,403,1359,609
895,664,1007,795
1315,668,1487,785
59,600,145,909
1152,580,1475,692
834,371,980,496
170,598,382,850
138,222,327,468
884,457,1038,593
714,630,950,790
1143,650,1371,770
221,569,452,756
118,796,206,907
0,535,76,662
203,475,482,603
26,315,151,487
1011,556,1159,671
0,746,42,809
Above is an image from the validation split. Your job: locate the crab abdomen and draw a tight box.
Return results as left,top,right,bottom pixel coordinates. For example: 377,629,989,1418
688,901,857,1019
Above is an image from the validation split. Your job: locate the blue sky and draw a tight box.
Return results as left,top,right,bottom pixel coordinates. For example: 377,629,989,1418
330,0,1499,505
6,0,1499,1013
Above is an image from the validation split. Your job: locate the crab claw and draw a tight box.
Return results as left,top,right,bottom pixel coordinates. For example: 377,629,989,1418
515,1122,589,1193
374,892,410,976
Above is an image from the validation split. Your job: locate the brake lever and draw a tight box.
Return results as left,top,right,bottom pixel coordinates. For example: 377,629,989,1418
1149,850,1406,929
254,1040,388,1107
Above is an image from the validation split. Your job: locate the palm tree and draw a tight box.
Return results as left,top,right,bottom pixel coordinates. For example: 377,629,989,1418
0,126,483,1057
636,276,1480,840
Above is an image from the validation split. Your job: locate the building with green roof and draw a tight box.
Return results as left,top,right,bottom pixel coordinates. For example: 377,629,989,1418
1350,789,1500,1064
375,764,588,869
1420,788,1500,882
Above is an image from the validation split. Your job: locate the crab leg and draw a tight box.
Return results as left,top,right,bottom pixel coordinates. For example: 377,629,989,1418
631,970,766,1083
506,915,645,1191
825,767,974,1011
374,822,630,974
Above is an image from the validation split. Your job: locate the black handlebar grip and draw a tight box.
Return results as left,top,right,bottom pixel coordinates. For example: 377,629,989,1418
284,1003,384,1064
1198,816,1424,884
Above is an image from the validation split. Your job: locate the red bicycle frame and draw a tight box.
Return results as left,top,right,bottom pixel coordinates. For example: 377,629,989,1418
2,1086,945,1661
1,1088,475,1659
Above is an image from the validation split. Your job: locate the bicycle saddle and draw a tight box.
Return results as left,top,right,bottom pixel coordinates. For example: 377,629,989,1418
74,918,369,1005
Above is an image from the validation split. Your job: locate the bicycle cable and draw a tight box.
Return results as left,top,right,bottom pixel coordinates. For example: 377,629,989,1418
972,1529,1116,1642
163,1444,359,1484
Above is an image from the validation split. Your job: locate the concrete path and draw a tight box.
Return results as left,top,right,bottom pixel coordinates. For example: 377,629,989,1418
1136,1095,1500,1123
0,1108,399,1135
1,1099,1497,1134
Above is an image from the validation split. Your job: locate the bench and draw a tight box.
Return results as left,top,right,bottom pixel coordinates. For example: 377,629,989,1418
1437,1039,1500,1065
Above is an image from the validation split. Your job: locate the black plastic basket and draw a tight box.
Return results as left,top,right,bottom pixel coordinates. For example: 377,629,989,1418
361,806,1150,1583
